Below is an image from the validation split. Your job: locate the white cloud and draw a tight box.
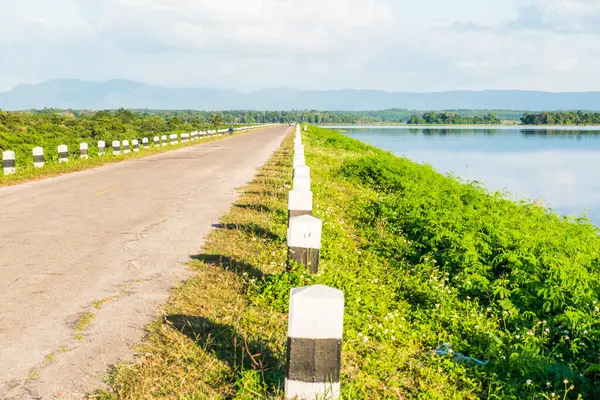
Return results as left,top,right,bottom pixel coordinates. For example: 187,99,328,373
0,0,598,92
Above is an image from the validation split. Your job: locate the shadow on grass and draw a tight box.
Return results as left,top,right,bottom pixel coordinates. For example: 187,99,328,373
234,203,274,213
210,222,285,244
165,314,284,394
233,203,287,222
259,166,290,173
244,190,287,200
190,253,267,279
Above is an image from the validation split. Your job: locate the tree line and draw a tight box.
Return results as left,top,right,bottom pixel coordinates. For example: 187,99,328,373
0,109,232,166
520,111,600,125
407,112,502,125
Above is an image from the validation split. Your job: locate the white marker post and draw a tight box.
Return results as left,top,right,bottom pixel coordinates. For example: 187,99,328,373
3,150,16,175
170,133,178,145
287,215,322,274
161,135,167,146
112,140,121,155
285,285,344,400
153,136,160,146
304,125,308,131
122,140,130,154
294,165,310,180
181,133,189,143
132,139,139,152
98,140,106,156
294,154,306,169
33,147,44,168
80,142,88,159
58,144,68,163
288,189,313,225
142,137,149,149
293,176,311,192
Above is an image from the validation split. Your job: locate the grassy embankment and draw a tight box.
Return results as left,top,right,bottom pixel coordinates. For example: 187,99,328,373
95,127,599,399
0,130,250,187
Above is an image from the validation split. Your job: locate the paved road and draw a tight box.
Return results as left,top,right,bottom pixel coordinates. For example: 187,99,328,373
0,125,289,399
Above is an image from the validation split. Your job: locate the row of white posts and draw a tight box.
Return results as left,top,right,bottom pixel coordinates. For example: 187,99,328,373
284,125,344,400
2,125,266,175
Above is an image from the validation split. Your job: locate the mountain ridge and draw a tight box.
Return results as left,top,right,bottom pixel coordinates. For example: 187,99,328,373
1,79,600,111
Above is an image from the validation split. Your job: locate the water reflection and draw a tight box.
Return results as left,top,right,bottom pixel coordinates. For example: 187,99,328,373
420,128,498,136
336,126,600,225
521,130,599,139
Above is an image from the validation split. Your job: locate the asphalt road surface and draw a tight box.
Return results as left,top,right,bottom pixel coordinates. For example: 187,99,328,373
0,125,289,399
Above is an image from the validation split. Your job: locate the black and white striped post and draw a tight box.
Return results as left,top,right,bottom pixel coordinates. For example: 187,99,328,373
181,133,189,143
170,134,178,145
153,136,160,146
143,137,150,149
58,145,68,163
287,215,322,274
33,147,44,168
133,139,139,152
98,140,106,156
80,142,88,159
285,284,344,400
112,140,121,155
123,140,131,154
288,189,312,225
161,135,167,146
3,150,16,175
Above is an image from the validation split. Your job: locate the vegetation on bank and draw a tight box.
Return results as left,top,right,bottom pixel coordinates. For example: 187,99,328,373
0,136,227,187
94,126,599,399
407,111,502,125
0,108,234,166
521,111,600,125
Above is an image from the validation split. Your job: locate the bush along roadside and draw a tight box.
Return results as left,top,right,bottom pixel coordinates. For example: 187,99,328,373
96,126,598,399
0,127,262,187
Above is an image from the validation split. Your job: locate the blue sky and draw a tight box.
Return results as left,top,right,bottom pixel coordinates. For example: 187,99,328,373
0,0,598,92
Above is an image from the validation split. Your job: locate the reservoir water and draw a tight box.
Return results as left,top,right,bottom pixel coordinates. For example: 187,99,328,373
327,125,600,225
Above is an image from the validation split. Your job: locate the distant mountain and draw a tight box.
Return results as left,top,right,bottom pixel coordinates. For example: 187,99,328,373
1,79,600,111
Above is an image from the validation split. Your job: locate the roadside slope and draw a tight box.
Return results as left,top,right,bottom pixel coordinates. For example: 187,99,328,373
94,128,477,399
0,125,289,399
95,126,600,399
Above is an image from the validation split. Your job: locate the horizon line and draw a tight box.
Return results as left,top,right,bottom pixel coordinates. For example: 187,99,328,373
4,79,600,95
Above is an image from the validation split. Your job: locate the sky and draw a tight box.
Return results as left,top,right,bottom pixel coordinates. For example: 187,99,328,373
0,0,599,92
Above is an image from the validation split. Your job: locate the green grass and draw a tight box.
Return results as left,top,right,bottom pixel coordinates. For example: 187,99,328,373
74,312,96,332
94,126,598,399
0,131,252,187
91,296,120,310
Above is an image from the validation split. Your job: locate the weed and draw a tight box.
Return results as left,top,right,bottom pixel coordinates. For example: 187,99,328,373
91,296,119,310
74,312,96,332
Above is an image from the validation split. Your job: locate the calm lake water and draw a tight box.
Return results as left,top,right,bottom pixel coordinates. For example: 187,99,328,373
326,126,600,225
